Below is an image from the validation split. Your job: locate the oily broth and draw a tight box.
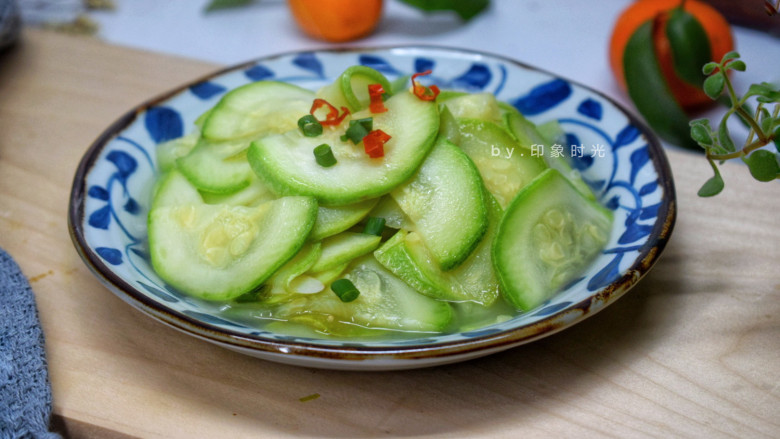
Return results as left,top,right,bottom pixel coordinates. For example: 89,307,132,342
215,292,520,341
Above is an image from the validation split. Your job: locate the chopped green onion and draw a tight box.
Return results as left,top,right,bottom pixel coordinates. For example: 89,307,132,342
354,117,373,131
313,144,337,167
298,114,323,137
343,117,373,144
331,278,360,302
363,217,386,236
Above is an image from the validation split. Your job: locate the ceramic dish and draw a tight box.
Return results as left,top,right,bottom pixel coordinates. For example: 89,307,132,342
68,46,675,370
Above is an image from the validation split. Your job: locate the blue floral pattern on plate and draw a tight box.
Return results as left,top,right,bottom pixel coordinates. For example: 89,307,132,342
72,47,674,368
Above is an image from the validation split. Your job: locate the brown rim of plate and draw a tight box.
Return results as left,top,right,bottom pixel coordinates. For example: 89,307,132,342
68,45,676,363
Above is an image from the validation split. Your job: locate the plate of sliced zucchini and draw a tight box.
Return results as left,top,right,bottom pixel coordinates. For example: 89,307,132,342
69,46,675,370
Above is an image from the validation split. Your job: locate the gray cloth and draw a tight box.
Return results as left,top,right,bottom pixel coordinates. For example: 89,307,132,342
0,247,60,439
0,0,21,50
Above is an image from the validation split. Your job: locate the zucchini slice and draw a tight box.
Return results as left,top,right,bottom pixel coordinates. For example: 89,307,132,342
375,193,502,306
316,65,393,112
274,256,453,335
176,138,254,194
493,169,613,310
309,198,379,241
309,232,382,273
248,90,439,206
391,137,487,270
201,80,314,141
450,118,548,208
148,171,317,301
504,112,596,200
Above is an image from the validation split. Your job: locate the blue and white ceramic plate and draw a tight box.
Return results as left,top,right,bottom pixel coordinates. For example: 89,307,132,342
69,47,675,370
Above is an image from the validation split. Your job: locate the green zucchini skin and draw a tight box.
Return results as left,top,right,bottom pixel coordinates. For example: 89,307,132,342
374,192,502,306
390,137,488,271
148,171,318,301
201,80,314,141
492,169,613,311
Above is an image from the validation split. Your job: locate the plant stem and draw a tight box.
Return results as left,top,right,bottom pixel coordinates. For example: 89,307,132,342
708,136,775,160
723,69,768,143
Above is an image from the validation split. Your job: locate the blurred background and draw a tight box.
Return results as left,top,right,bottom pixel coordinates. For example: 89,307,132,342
4,0,779,153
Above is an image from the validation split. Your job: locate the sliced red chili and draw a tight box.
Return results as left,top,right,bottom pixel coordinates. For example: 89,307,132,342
368,84,388,114
310,98,350,126
363,129,391,158
411,70,440,101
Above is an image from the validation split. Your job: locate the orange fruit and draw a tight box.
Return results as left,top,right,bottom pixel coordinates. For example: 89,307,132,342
288,0,384,43
609,0,734,110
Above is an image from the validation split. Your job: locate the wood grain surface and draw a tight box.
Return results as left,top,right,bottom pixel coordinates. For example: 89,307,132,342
0,30,778,439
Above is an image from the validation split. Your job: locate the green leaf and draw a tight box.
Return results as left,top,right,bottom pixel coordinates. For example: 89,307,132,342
720,51,740,63
703,72,725,99
702,62,718,75
727,60,746,72
746,150,780,182
665,9,711,87
698,172,724,197
747,82,780,104
623,20,699,150
397,0,490,20
690,122,713,146
775,126,780,152
718,118,736,152
761,114,774,135
204,0,254,12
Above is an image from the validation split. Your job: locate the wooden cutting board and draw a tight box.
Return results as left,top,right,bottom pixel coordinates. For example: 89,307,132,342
1,30,778,438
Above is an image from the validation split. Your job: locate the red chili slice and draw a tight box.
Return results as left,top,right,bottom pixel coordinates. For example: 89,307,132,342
368,84,388,114
310,98,350,126
363,129,391,158
411,70,440,101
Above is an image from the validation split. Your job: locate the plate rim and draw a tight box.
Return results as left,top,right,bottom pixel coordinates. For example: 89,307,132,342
68,44,676,364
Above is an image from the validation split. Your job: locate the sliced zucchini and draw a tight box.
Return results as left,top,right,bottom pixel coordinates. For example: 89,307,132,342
501,108,546,146
435,89,467,103
504,112,595,200
309,198,379,241
201,80,314,141
200,175,276,207
148,170,318,301
156,131,199,173
450,118,548,208
375,193,502,306
368,195,412,230
309,262,349,285
262,243,324,304
194,107,213,129
274,256,453,335
176,138,254,194
309,232,382,273
440,92,503,124
493,169,613,310
248,90,439,206
391,137,487,270
316,65,392,112
438,105,461,146
536,119,567,146
150,170,202,210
